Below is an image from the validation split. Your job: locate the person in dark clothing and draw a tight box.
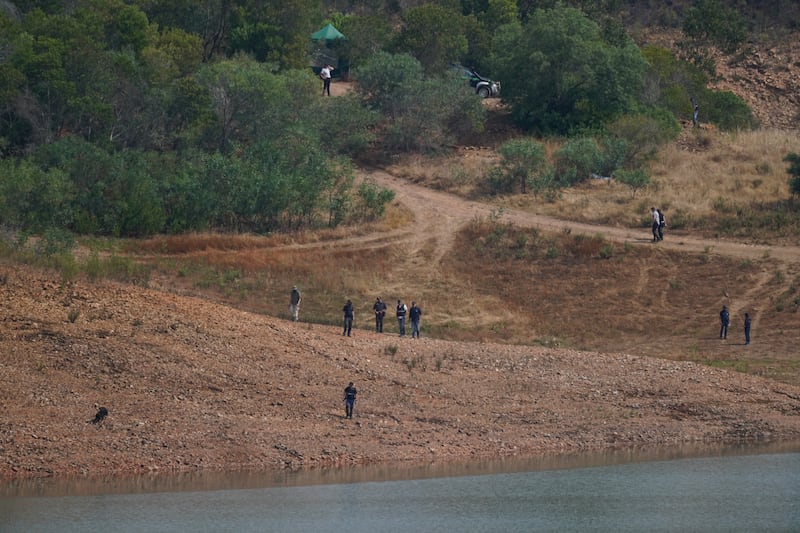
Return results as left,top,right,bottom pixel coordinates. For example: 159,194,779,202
342,299,354,336
409,301,423,339
744,313,751,345
657,209,666,241
396,299,407,337
373,297,387,333
90,406,108,424
289,286,301,321
343,382,357,419
720,305,730,339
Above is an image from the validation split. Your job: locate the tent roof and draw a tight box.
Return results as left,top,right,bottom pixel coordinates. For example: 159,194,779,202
311,23,345,41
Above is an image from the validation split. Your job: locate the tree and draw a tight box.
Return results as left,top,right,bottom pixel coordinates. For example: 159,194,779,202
395,3,468,74
494,137,547,194
641,45,708,121
194,57,299,152
683,0,747,55
132,0,233,61
314,94,380,157
230,0,322,69
0,158,74,230
605,112,679,169
355,51,424,118
553,137,602,186
334,14,394,74
614,168,650,198
703,90,757,131
492,5,646,134
356,51,485,153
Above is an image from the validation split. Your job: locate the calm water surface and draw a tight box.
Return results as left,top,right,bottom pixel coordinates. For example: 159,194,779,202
2,445,799,532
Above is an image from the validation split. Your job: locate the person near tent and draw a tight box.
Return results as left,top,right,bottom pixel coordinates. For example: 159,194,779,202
320,64,333,96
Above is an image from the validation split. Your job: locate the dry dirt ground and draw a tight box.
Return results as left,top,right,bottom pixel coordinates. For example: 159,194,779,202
2,261,800,482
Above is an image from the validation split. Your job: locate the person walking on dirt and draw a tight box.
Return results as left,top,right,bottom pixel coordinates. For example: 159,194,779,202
744,312,751,345
320,65,333,96
373,297,387,333
342,299,354,336
720,305,730,339
343,382,357,419
289,286,301,321
396,299,408,337
651,207,661,242
657,209,666,241
409,301,423,339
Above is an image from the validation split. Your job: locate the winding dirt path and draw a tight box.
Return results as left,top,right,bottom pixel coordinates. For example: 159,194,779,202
364,168,800,266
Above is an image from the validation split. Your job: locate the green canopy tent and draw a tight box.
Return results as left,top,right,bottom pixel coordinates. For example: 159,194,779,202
310,23,348,79
311,23,345,41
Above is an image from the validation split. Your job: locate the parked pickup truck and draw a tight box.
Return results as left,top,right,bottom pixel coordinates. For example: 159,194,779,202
452,64,501,98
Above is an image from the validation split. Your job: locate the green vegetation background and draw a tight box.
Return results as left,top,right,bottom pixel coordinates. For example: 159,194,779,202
0,0,793,238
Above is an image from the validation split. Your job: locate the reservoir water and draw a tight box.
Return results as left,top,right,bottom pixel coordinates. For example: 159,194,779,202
2,446,799,532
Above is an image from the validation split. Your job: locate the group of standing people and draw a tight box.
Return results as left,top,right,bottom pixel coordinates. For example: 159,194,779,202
719,305,751,345
288,288,423,338
377,297,423,338
351,296,423,338
650,207,666,241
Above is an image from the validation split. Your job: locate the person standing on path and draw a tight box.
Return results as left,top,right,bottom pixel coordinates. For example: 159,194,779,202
396,299,407,337
289,286,301,321
651,207,661,242
373,297,387,333
657,209,666,241
744,312,751,345
720,305,730,339
342,299,354,336
320,65,333,96
343,382,357,419
409,301,423,339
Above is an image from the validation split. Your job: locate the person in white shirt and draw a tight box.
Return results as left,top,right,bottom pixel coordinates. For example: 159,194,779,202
651,207,660,242
320,65,332,96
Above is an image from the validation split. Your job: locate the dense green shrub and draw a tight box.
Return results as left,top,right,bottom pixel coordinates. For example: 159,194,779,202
487,138,549,194
605,111,680,168
353,180,396,221
553,137,602,186
394,4,469,74
491,5,646,134
683,0,747,54
356,52,485,153
615,168,651,197
703,90,758,131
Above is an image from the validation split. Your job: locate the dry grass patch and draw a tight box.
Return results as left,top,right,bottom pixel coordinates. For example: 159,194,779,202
410,127,800,242
644,129,798,237
440,215,800,385
385,149,498,195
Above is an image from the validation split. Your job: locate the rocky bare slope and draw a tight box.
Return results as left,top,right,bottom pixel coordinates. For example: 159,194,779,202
2,263,799,480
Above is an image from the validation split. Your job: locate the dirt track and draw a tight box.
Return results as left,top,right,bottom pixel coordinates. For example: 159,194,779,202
366,169,800,266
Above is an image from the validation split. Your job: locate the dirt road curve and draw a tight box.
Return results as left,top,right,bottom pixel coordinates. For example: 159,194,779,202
366,169,800,266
